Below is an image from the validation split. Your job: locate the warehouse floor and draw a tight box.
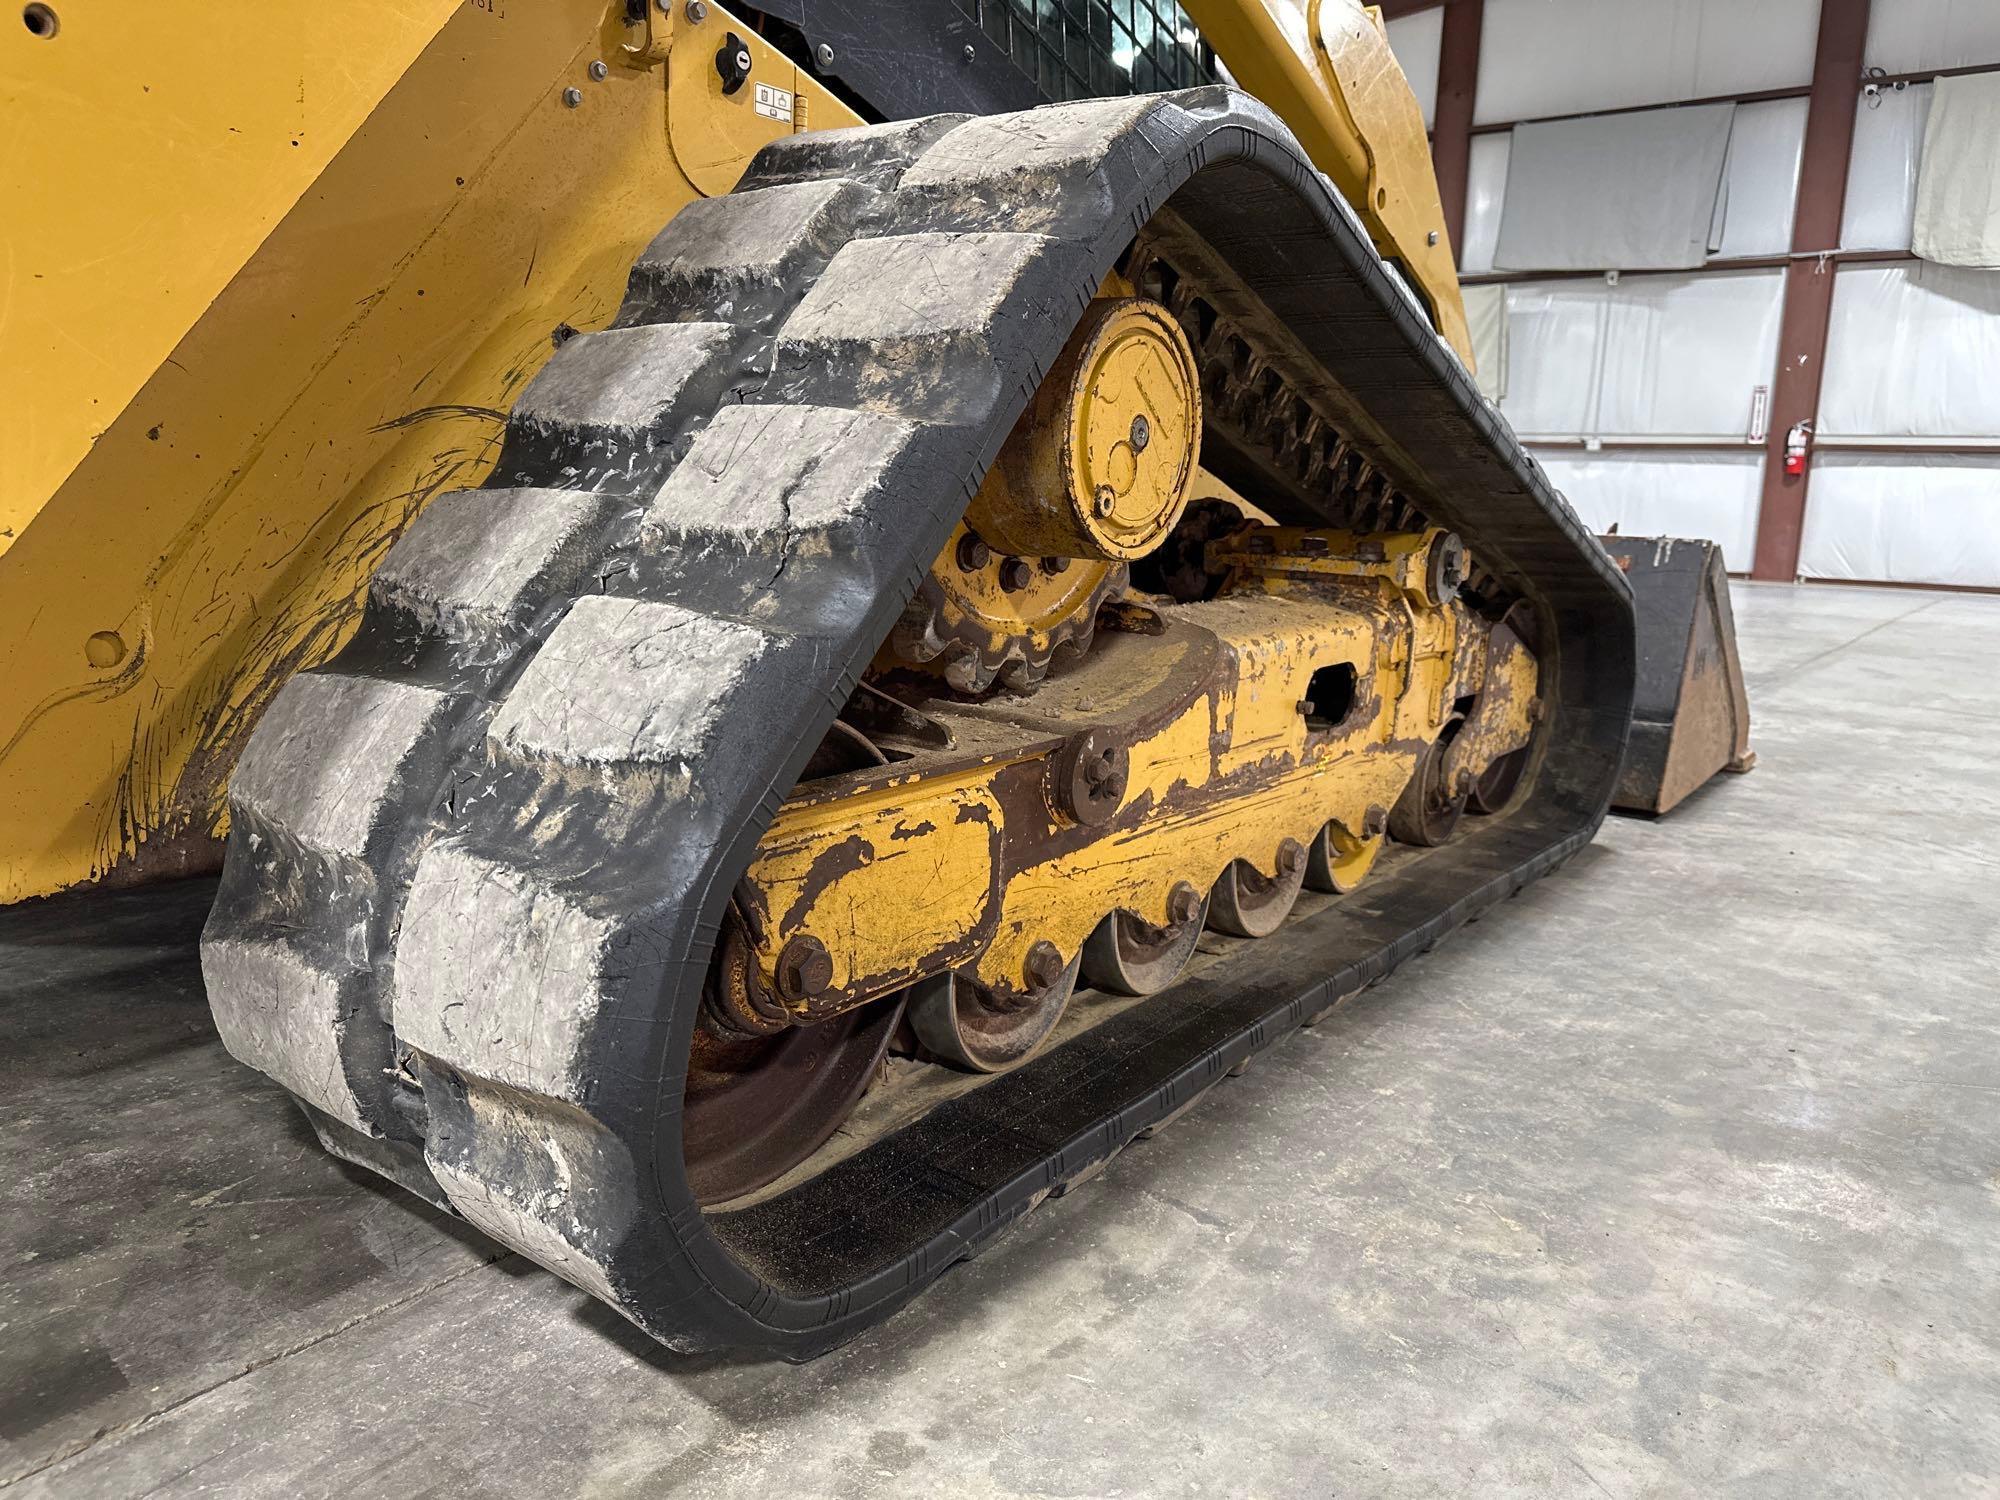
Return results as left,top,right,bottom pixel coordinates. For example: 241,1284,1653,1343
4,581,1997,1498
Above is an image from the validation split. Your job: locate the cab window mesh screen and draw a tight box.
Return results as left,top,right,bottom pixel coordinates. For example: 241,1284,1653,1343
955,0,1217,100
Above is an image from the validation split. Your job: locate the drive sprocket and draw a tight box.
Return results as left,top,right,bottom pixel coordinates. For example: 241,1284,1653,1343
887,524,1124,691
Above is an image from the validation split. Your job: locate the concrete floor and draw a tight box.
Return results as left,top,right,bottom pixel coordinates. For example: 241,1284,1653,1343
4,581,1997,1498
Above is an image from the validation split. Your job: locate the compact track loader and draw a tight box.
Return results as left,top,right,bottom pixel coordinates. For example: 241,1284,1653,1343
6,0,1637,1354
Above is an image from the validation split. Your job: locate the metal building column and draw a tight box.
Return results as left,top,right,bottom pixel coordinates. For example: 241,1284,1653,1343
1431,0,1483,258
1750,0,1871,581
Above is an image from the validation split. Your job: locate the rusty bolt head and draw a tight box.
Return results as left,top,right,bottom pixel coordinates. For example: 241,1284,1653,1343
1024,940,1065,991
999,557,1034,592
1093,485,1117,518
1053,732,1127,827
956,532,991,572
775,934,833,1002
1168,882,1202,927
1277,838,1305,878
1040,555,1069,575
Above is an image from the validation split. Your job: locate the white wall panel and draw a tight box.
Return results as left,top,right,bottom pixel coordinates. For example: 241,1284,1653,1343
1841,83,1933,251
1463,283,1508,400
1495,103,1735,270
1594,270,1785,437
1474,0,1818,126
1497,283,1602,435
1863,0,2000,73
1532,450,1763,566
1499,272,1782,440
1385,8,1442,130
1459,132,1510,273
1799,455,2000,586
1820,263,2000,436
1715,98,1808,258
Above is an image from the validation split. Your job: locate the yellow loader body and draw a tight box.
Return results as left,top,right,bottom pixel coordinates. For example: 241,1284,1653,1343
1,0,1457,901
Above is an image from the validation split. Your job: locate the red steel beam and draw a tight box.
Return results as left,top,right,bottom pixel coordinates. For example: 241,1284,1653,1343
1430,0,1483,257
1750,0,1871,581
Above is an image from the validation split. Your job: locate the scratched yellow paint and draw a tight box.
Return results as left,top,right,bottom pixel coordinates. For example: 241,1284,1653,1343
744,537,1478,1012
0,1,856,901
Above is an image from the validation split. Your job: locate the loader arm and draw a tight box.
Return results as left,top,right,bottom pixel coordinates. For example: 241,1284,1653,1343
1177,0,1472,362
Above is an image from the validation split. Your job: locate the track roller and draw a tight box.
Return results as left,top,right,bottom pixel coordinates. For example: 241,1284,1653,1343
1305,822,1383,893
1082,883,1209,995
1389,724,1469,847
910,947,1082,1072
1208,839,1308,937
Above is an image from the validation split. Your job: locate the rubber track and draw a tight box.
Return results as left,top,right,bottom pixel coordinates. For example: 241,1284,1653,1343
201,88,1635,1357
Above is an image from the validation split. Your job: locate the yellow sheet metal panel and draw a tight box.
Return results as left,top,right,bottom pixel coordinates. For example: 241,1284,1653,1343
1175,0,1472,364
0,0,462,549
0,2,857,901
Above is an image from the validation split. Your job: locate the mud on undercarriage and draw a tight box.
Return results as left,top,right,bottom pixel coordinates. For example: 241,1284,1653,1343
201,88,1634,1357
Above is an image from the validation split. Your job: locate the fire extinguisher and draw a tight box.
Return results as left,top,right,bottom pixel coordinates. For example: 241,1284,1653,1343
1783,420,1813,477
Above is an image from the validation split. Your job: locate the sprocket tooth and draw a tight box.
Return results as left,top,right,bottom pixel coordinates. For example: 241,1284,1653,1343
998,658,1040,692
945,650,991,695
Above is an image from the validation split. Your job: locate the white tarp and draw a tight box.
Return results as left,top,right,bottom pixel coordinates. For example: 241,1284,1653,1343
1714,98,1807,259
1532,449,1763,568
1462,101,1798,270
1459,133,1510,274
1462,283,1508,401
1496,282,1600,435
1820,262,2000,437
1498,270,1783,440
1912,72,2000,267
1841,83,1933,252
1495,103,1736,271
1594,270,1784,436
1798,454,2000,587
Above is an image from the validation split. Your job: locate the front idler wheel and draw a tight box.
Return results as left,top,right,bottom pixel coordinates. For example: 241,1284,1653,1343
681,993,905,1206
1468,746,1529,815
910,943,1082,1073
1389,722,1469,847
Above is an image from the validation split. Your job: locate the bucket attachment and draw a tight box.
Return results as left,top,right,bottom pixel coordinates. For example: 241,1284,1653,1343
1599,536,1754,815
